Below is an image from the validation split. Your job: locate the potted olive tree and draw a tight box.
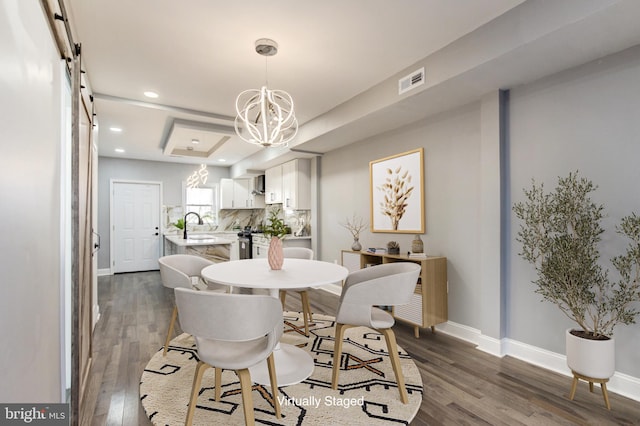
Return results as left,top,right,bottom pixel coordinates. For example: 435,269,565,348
263,208,288,270
513,172,640,405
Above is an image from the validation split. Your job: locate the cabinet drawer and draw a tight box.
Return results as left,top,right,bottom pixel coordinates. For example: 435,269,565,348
394,293,423,325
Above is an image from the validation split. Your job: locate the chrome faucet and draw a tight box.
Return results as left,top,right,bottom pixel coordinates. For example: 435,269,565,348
183,212,203,239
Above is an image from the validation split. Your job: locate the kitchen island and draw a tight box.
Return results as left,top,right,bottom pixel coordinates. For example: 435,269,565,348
164,234,234,263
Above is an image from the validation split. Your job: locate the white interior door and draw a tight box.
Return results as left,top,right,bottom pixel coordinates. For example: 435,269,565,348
113,182,161,273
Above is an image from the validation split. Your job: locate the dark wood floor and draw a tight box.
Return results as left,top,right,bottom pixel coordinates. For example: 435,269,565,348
82,271,640,425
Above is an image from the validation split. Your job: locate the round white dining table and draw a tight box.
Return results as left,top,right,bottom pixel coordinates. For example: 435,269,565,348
201,258,349,386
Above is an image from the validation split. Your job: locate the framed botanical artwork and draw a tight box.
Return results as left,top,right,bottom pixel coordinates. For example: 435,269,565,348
370,148,424,233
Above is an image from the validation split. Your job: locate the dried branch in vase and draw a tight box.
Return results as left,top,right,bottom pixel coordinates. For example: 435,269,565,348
341,214,367,239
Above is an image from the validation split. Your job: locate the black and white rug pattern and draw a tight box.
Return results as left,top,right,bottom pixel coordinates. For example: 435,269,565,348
140,311,423,425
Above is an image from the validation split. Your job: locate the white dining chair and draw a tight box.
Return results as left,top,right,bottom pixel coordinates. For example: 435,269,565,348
331,262,421,404
158,254,228,356
279,247,315,336
174,288,283,426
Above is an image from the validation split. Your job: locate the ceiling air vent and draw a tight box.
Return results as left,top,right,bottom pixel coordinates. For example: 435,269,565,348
398,67,425,95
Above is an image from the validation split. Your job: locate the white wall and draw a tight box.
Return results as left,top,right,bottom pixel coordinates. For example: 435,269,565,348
97,157,230,269
508,45,640,377
0,1,64,401
319,102,483,328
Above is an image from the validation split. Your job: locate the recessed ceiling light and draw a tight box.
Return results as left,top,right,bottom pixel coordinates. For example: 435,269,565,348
191,139,200,144
144,91,159,98
110,127,122,132
115,148,125,153
218,159,226,162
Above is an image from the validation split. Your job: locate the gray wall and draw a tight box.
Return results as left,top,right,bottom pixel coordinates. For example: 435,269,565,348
507,45,640,377
319,45,640,379
97,157,230,269
319,102,483,329
0,2,64,401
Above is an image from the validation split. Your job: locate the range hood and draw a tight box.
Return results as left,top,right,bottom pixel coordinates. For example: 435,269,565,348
252,175,265,195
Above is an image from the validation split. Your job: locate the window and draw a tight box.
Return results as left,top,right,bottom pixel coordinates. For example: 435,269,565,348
185,185,218,225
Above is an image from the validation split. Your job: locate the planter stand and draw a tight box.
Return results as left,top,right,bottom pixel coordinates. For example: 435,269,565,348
568,371,611,410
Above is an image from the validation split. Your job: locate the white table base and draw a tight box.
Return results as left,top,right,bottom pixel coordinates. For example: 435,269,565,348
249,342,314,387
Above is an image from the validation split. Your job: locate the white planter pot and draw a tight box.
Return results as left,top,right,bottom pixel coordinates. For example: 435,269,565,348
565,328,615,379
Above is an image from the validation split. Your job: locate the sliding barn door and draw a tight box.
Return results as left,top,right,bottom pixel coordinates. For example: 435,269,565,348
76,81,94,412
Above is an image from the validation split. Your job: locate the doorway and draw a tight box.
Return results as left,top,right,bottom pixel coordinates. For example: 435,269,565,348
111,181,162,273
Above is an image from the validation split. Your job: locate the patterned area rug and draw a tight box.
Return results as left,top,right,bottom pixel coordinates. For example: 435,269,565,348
140,311,423,425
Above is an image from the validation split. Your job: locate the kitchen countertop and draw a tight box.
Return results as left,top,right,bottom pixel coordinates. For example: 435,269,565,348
251,234,311,242
164,234,234,247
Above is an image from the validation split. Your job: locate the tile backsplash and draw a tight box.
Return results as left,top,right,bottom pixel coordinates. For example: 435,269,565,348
163,204,310,235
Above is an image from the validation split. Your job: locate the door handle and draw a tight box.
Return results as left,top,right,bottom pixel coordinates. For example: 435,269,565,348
92,230,101,255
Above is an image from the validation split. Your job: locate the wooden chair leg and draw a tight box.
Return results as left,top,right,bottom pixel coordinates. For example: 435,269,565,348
279,290,286,309
331,323,347,390
185,361,209,426
380,328,408,404
300,292,310,336
214,367,222,401
237,368,255,426
163,305,178,356
301,291,313,322
266,353,281,419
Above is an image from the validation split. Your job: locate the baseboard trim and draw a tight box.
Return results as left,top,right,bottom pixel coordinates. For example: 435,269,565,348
438,321,640,402
477,334,505,357
97,268,111,277
435,321,480,346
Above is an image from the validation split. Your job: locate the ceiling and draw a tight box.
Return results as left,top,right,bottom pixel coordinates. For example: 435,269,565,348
65,0,525,167
65,1,640,174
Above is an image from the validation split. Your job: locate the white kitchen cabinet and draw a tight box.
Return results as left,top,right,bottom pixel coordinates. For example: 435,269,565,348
252,242,268,258
282,159,311,210
219,178,235,209
234,179,250,207
220,178,265,209
265,165,283,204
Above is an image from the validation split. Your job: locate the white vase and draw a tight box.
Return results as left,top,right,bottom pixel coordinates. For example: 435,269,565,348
565,328,615,379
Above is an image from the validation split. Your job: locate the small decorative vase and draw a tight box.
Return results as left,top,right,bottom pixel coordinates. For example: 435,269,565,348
411,234,424,253
351,237,362,251
268,237,284,270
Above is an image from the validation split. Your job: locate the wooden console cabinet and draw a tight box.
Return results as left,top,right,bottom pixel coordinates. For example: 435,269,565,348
341,250,448,337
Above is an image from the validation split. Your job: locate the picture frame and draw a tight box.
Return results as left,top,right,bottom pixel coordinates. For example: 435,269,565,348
370,148,424,233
